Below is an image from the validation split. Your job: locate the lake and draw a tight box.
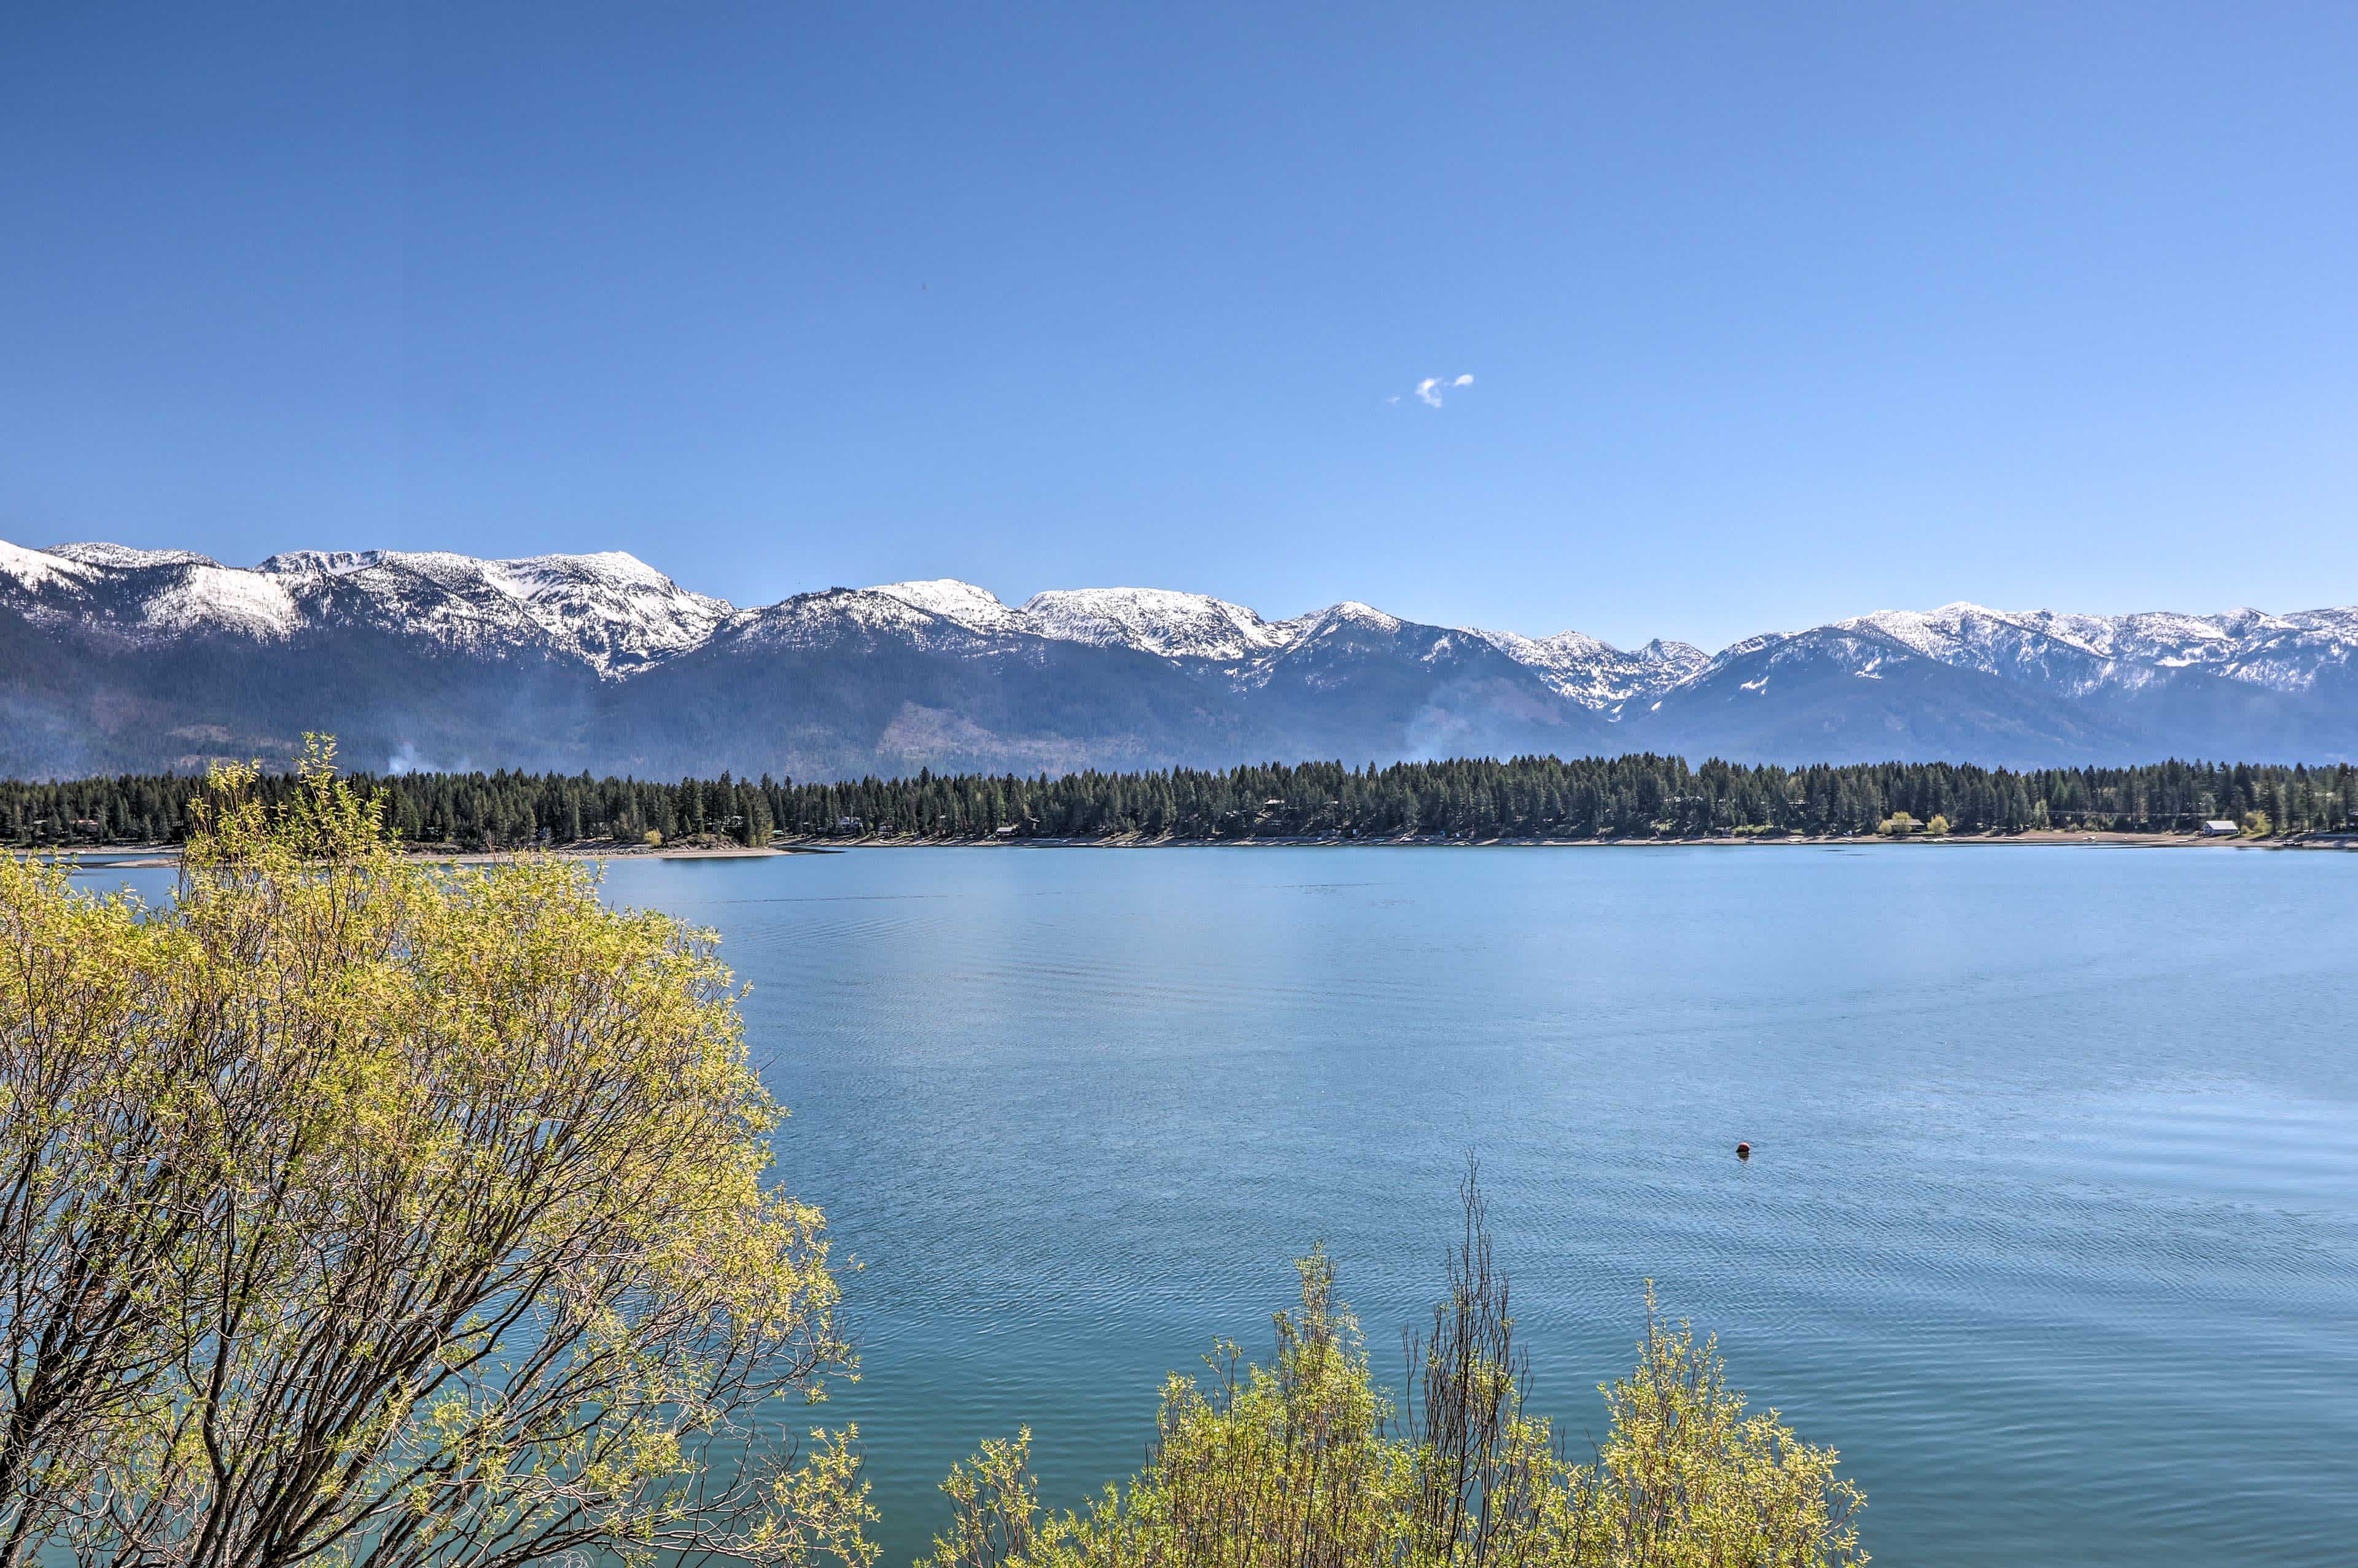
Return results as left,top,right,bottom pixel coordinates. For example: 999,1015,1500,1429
91,845,2358,1564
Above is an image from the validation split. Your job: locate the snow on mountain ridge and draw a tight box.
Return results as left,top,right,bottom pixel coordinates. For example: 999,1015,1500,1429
153,566,302,639
725,586,1010,654
1294,601,1406,639
1832,602,2322,669
0,540,91,591
260,549,411,578
47,542,220,570
2013,607,2292,668
1696,629,1801,681
1465,627,1702,707
0,541,731,670
1837,603,2011,660
25,542,298,640
868,580,1031,635
262,545,718,603
6,537,2352,703
259,548,732,672
1699,600,2358,699
1020,586,1298,661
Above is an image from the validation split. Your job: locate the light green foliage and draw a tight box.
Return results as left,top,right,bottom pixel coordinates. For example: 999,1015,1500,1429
1581,1302,1864,1566
0,740,870,1568
924,1183,1864,1568
2240,810,2272,836
1877,813,1919,837
1924,814,1951,836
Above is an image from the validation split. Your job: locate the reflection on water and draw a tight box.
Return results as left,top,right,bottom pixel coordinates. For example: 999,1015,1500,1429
90,845,2358,1566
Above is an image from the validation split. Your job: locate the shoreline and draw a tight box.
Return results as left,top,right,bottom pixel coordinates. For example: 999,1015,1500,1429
33,831,2356,867
779,829,2355,851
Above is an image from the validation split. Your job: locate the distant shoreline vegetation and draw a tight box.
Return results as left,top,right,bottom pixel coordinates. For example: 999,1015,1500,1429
6,755,2352,850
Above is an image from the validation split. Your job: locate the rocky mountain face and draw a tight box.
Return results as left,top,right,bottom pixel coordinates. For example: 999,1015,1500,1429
2,538,2352,778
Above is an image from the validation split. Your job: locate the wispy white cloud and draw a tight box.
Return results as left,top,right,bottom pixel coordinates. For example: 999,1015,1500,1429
1411,373,1474,408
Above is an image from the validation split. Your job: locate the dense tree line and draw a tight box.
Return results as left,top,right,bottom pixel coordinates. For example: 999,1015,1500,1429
6,755,2354,848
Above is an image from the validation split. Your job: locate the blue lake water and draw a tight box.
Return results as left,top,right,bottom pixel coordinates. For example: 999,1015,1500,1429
91,846,2358,1563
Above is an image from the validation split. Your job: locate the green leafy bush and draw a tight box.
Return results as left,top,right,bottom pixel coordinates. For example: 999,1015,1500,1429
924,1179,1865,1568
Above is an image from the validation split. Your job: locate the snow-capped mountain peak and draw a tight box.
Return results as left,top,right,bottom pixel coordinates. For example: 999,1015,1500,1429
26,542,300,640
1299,601,1406,637
1836,602,2016,658
45,541,222,571
1466,626,1705,708
1807,600,2358,695
0,540,93,590
0,540,731,673
1020,586,1298,661
259,549,404,578
868,579,1031,635
7,538,2355,770
255,547,731,673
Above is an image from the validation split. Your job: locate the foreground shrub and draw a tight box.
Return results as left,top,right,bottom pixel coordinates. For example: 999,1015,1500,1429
924,1179,1864,1568
0,742,870,1568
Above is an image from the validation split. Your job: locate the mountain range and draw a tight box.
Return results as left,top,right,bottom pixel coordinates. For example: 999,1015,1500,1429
3,538,2353,779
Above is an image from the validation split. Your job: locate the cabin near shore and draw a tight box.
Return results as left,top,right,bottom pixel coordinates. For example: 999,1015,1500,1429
2201,820,2239,836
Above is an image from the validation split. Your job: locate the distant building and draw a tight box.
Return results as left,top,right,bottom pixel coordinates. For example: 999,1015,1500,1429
2201,820,2239,836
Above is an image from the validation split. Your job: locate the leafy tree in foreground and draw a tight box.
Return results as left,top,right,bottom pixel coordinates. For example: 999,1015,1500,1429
924,1176,1864,1568
0,743,871,1568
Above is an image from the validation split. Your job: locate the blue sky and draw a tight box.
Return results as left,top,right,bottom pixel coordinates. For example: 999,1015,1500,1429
4,3,2353,650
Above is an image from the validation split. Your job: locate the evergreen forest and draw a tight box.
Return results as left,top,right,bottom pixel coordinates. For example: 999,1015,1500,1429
6,754,2352,849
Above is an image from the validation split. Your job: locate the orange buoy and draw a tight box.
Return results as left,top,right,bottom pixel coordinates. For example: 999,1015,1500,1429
1735,1141,1752,1159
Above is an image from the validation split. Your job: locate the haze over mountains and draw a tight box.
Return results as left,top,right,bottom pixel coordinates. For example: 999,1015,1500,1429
4,538,2353,780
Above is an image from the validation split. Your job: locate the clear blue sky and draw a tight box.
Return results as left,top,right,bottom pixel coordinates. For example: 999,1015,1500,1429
4,4,2353,650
